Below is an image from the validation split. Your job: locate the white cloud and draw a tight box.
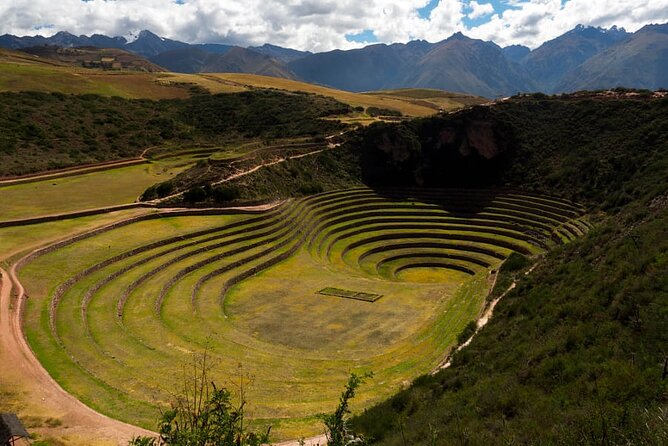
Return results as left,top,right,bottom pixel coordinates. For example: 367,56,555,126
0,0,666,52
468,1,495,20
467,0,668,48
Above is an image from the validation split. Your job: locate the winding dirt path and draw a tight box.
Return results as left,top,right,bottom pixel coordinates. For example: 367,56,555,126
431,260,542,373
0,202,289,445
0,265,155,445
213,147,329,186
273,434,328,446
0,133,351,444
152,131,348,206
151,145,334,205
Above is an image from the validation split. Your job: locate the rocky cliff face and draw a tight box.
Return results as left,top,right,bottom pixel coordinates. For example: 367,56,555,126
357,110,511,187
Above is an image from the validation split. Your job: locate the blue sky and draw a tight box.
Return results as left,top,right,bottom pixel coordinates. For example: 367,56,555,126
419,0,507,26
1,0,666,52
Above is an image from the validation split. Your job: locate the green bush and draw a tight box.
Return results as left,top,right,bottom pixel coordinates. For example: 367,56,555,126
129,352,270,446
212,185,240,202
500,253,530,273
456,320,477,345
366,107,403,117
156,182,175,198
0,90,348,176
183,186,208,203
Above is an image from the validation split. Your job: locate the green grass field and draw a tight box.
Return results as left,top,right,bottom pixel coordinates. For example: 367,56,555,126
0,51,476,118
0,209,154,264
16,187,588,440
0,64,190,99
0,159,192,221
365,88,488,110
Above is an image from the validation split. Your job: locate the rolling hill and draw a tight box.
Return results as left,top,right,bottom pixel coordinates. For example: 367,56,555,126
2,24,668,96
249,43,312,63
0,48,189,99
151,46,294,78
19,45,165,72
197,73,484,116
150,92,667,443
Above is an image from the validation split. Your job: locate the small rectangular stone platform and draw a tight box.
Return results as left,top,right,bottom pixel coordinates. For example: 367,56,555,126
318,287,383,302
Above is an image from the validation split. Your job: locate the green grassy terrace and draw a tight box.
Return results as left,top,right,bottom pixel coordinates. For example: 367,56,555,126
17,187,587,439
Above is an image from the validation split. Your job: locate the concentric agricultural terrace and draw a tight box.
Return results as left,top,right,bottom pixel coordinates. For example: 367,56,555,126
18,187,590,438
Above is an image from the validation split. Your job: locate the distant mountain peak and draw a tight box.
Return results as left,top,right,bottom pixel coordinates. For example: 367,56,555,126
448,31,470,41
248,42,311,63
53,30,76,37
256,43,281,49
503,44,531,63
637,23,668,35
571,24,629,37
123,30,142,44
137,30,163,41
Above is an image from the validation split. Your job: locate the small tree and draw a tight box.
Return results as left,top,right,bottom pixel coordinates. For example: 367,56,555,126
321,372,373,446
130,352,269,446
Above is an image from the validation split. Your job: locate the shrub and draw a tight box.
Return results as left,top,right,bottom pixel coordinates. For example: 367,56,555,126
500,252,530,273
156,182,174,198
212,185,240,202
129,352,270,446
183,186,208,203
366,107,403,117
456,320,477,345
321,372,373,446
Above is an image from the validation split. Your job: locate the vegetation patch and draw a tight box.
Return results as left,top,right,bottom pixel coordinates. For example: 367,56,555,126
0,90,348,176
318,287,383,302
15,186,586,438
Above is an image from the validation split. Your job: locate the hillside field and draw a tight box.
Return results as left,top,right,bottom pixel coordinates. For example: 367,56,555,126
0,89,663,446
0,48,478,117
5,183,588,441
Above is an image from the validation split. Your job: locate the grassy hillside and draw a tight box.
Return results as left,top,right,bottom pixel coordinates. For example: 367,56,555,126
0,48,188,99
20,45,166,72
166,92,667,210
0,51,474,117
354,201,667,445
351,92,668,206
204,73,476,116
0,90,348,176
153,93,668,443
341,93,668,444
366,88,487,110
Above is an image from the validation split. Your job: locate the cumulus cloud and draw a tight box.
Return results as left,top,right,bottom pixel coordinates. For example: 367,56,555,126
467,0,668,48
467,1,495,20
0,0,666,51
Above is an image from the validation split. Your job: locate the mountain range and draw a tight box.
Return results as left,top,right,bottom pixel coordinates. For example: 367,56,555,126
2,24,667,97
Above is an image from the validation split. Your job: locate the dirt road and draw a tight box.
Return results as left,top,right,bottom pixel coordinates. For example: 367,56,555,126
0,200,313,445
0,265,155,444
1,260,327,445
